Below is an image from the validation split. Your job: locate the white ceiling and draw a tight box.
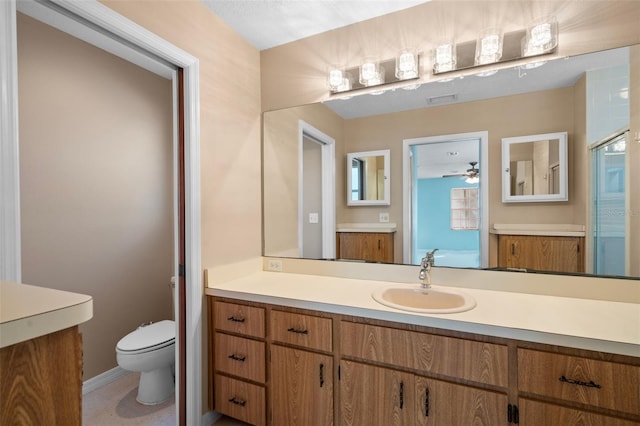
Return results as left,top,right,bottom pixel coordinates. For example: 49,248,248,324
200,0,430,51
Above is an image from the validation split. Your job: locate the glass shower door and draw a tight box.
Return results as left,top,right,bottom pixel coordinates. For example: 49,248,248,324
591,131,628,276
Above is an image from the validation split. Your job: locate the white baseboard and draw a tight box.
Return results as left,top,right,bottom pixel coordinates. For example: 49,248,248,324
83,366,130,395
202,410,221,425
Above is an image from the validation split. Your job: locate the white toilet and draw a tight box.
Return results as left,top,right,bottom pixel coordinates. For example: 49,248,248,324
116,320,175,405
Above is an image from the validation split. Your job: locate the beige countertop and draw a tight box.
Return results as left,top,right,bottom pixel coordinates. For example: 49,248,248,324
206,271,639,358
336,223,397,233
491,223,586,237
0,281,93,348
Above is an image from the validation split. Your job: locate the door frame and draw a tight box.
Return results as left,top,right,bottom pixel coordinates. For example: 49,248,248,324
1,0,202,424
298,120,336,259
402,131,489,266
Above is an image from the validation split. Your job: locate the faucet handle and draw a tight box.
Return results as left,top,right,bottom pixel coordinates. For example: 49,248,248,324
425,248,438,263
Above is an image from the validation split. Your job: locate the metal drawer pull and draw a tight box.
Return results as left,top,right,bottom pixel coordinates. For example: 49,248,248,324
559,375,602,389
228,353,246,362
319,363,325,387
424,388,429,417
228,397,246,407
399,382,404,409
227,315,245,323
287,327,308,334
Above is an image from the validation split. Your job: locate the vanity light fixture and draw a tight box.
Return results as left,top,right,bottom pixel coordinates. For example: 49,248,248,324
433,42,456,73
475,28,503,66
520,17,558,69
327,66,354,93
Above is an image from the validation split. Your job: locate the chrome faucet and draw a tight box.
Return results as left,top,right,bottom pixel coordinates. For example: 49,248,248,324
419,249,438,288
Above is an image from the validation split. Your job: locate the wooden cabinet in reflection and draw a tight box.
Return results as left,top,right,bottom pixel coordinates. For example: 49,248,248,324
498,234,584,273
336,232,394,263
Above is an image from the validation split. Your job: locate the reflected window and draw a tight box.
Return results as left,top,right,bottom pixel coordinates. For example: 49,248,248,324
351,158,364,200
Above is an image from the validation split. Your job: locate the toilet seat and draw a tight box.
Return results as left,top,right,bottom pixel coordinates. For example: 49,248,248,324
116,320,175,355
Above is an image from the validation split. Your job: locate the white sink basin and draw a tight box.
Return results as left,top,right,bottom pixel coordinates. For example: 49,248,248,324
371,285,476,314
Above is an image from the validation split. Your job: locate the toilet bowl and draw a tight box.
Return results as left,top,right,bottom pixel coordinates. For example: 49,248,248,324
116,320,175,405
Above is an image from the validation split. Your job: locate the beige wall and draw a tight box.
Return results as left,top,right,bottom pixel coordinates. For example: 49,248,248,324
263,103,344,257
261,1,640,111
18,14,173,379
99,1,262,408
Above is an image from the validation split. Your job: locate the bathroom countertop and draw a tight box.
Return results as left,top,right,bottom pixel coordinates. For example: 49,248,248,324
206,271,640,357
336,222,397,233
0,281,93,348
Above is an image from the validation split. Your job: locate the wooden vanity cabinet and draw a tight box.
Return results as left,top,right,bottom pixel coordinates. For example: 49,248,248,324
209,297,639,426
497,234,585,273
336,232,394,263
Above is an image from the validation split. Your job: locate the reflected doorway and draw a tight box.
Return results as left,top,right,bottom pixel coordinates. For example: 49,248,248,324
298,121,336,259
403,132,489,267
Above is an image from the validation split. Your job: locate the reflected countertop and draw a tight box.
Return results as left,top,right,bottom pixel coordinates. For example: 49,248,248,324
206,270,639,357
0,281,93,348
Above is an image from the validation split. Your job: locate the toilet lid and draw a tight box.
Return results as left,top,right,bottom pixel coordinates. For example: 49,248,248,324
117,320,175,352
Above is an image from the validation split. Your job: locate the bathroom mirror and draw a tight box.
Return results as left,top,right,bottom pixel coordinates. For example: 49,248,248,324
262,45,638,278
501,132,568,203
347,150,390,206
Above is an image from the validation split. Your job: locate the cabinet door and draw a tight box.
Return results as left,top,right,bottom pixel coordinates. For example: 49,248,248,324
415,377,508,426
341,361,414,426
498,235,583,273
337,232,393,263
519,399,639,426
271,345,333,426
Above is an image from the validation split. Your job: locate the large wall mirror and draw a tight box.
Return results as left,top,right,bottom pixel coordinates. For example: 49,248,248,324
347,150,390,206
262,45,638,279
502,132,568,203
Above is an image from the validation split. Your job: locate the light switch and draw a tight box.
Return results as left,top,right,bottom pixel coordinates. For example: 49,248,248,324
309,213,319,223
379,212,390,223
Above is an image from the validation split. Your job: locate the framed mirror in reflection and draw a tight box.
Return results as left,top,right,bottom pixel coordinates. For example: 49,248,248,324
262,45,639,279
347,150,390,206
502,132,568,202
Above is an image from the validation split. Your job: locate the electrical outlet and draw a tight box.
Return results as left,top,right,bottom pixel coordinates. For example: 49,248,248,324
267,259,283,272
309,213,319,223
379,212,390,223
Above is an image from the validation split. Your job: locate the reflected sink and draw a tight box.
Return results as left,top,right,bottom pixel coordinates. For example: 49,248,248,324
371,285,476,314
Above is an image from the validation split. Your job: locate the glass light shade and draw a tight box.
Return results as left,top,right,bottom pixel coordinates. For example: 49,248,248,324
359,58,380,85
395,50,418,80
327,67,344,91
365,67,385,86
475,28,503,65
336,72,353,92
465,175,479,184
433,42,456,73
523,18,558,56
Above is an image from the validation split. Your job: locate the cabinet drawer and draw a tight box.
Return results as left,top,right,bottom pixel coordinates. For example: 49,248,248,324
214,301,265,338
519,398,639,426
214,333,265,383
270,310,332,352
518,348,640,415
341,321,508,387
214,375,265,426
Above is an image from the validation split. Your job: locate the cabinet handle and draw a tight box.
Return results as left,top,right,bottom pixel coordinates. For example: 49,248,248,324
227,315,245,323
507,404,520,424
424,388,430,417
228,397,246,407
511,243,515,255
559,375,602,389
228,353,246,362
399,382,404,409
378,240,381,250
287,327,308,335
319,363,325,388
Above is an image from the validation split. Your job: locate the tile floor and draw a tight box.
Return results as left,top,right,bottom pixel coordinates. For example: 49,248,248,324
82,372,248,425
